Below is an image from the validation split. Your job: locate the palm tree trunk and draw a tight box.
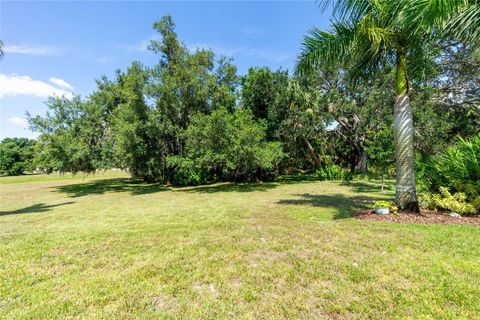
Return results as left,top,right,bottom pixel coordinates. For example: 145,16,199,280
394,49,420,212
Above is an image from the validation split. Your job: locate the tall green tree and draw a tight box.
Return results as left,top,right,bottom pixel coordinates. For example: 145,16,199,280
297,0,478,211
241,67,289,138
148,15,239,158
109,62,162,182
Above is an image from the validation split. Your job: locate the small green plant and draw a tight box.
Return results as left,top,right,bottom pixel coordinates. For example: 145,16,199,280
373,201,393,209
389,205,399,214
316,164,351,181
473,197,480,212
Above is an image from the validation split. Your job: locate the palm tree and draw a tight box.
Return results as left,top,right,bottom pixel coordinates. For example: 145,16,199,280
297,0,478,212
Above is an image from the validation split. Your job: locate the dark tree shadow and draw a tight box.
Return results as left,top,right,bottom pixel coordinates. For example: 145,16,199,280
0,202,75,216
276,174,322,184
181,182,279,194
339,180,395,193
277,193,392,219
52,178,169,198
181,174,323,194
49,175,393,201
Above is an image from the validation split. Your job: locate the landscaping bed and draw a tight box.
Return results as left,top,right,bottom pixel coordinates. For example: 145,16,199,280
353,209,480,226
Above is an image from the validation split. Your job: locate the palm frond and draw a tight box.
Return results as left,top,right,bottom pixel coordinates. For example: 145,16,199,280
296,12,394,81
445,3,480,43
357,13,394,56
396,0,470,36
317,0,375,22
296,21,357,76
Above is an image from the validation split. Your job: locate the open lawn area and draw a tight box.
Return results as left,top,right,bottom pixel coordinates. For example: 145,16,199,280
1,172,479,319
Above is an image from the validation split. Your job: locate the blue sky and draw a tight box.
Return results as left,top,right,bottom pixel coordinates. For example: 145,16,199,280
1,1,331,139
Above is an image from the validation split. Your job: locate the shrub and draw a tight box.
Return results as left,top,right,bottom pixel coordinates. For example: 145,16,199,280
165,156,202,186
173,107,284,185
433,135,480,198
419,187,477,215
316,164,351,181
418,135,479,198
416,135,479,214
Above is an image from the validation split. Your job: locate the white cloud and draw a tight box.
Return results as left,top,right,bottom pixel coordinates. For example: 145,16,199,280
116,39,151,52
49,77,74,90
241,26,265,37
188,43,291,63
4,44,63,56
9,117,28,128
116,35,162,53
0,74,73,98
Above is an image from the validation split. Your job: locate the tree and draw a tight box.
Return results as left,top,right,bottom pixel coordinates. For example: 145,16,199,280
148,15,239,159
0,138,37,176
170,108,284,184
277,78,330,170
28,96,107,173
241,67,289,139
109,62,162,182
302,66,394,173
365,126,395,191
297,0,478,211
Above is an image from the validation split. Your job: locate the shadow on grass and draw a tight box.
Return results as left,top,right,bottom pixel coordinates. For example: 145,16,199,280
49,175,393,202
339,180,395,193
277,193,391,219
52,178,170,198
0,202,75,216
181,182,279,193
181,174,321,194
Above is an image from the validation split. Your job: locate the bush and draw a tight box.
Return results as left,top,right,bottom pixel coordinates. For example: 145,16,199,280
316,164,351,181
169,108,284,185
416,135,479,214
165,156,202,186
419,187,477,215
433,135,480,198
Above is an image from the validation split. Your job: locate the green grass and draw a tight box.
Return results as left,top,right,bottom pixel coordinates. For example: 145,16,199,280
1,172,479,319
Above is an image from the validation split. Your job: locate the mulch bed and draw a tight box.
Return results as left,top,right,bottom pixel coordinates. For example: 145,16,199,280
353,209,480,226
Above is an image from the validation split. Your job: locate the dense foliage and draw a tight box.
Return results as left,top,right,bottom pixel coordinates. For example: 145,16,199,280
418,135,480,214
0,138,37,176
166,108,284,185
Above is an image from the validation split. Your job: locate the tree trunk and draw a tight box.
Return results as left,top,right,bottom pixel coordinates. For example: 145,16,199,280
302,136,322,167
394,49,420,212
381,171,384,192
355,149,368,174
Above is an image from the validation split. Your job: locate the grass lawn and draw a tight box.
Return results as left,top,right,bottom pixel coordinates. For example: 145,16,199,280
1,172,479,319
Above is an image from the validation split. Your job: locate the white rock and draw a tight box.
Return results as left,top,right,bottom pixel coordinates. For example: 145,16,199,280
449,212,461,218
